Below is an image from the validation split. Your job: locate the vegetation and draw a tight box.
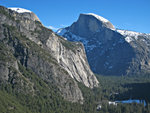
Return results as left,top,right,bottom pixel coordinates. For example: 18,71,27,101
1,72,150,113
0,6,15,20
96,74,150,102
0,22,83,113
1,7,150,112
0,63,84,113
74,74,150,113
93,74,150,113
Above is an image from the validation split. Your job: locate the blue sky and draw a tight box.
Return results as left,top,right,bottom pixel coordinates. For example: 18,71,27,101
0,0,150,33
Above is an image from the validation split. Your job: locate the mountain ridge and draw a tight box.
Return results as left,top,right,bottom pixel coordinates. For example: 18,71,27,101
57,13,150,76
0,6,99,103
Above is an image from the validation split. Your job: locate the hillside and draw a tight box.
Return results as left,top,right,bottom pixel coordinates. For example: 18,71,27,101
0,6,100,112
57,13,150,76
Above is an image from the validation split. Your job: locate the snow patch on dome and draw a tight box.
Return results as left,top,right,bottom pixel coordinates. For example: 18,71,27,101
82,13,109,23
117,30,142,37
9,7,32,13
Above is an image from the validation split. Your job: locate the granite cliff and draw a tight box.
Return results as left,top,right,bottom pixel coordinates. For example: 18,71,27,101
57,13,150,76
0,6,99,103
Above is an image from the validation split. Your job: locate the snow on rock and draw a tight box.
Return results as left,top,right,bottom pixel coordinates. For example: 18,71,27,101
57,28,67,36
117,29,142,37
8,7,32,13
80,13,115,30
57,28,100,52
8,7,40,22
57,29,88,46
117,29,142,43
125,36,133,43
83,13,109,23
117,29,142,40
117,29,150,45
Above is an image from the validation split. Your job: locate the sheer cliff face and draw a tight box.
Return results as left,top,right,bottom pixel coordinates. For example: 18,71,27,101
57,13,150,76
45,33,98,88
69,14,115,38
0,6,99,103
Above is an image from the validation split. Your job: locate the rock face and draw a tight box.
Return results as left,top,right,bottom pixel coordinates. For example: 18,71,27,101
68,13,115,38
8,7,40,21
0,6,99,103
57,13,150,76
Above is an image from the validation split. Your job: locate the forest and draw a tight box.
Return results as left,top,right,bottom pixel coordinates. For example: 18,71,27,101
0,66,150,113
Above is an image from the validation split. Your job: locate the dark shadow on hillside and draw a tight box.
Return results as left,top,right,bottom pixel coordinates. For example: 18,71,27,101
87,30,137,76
114,82,150,103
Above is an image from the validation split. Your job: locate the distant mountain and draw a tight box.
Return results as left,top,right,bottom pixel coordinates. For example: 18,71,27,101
0,5,99,106
57,13,150,76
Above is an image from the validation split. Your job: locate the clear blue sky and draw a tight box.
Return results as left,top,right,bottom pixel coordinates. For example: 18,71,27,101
0,0,150,33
